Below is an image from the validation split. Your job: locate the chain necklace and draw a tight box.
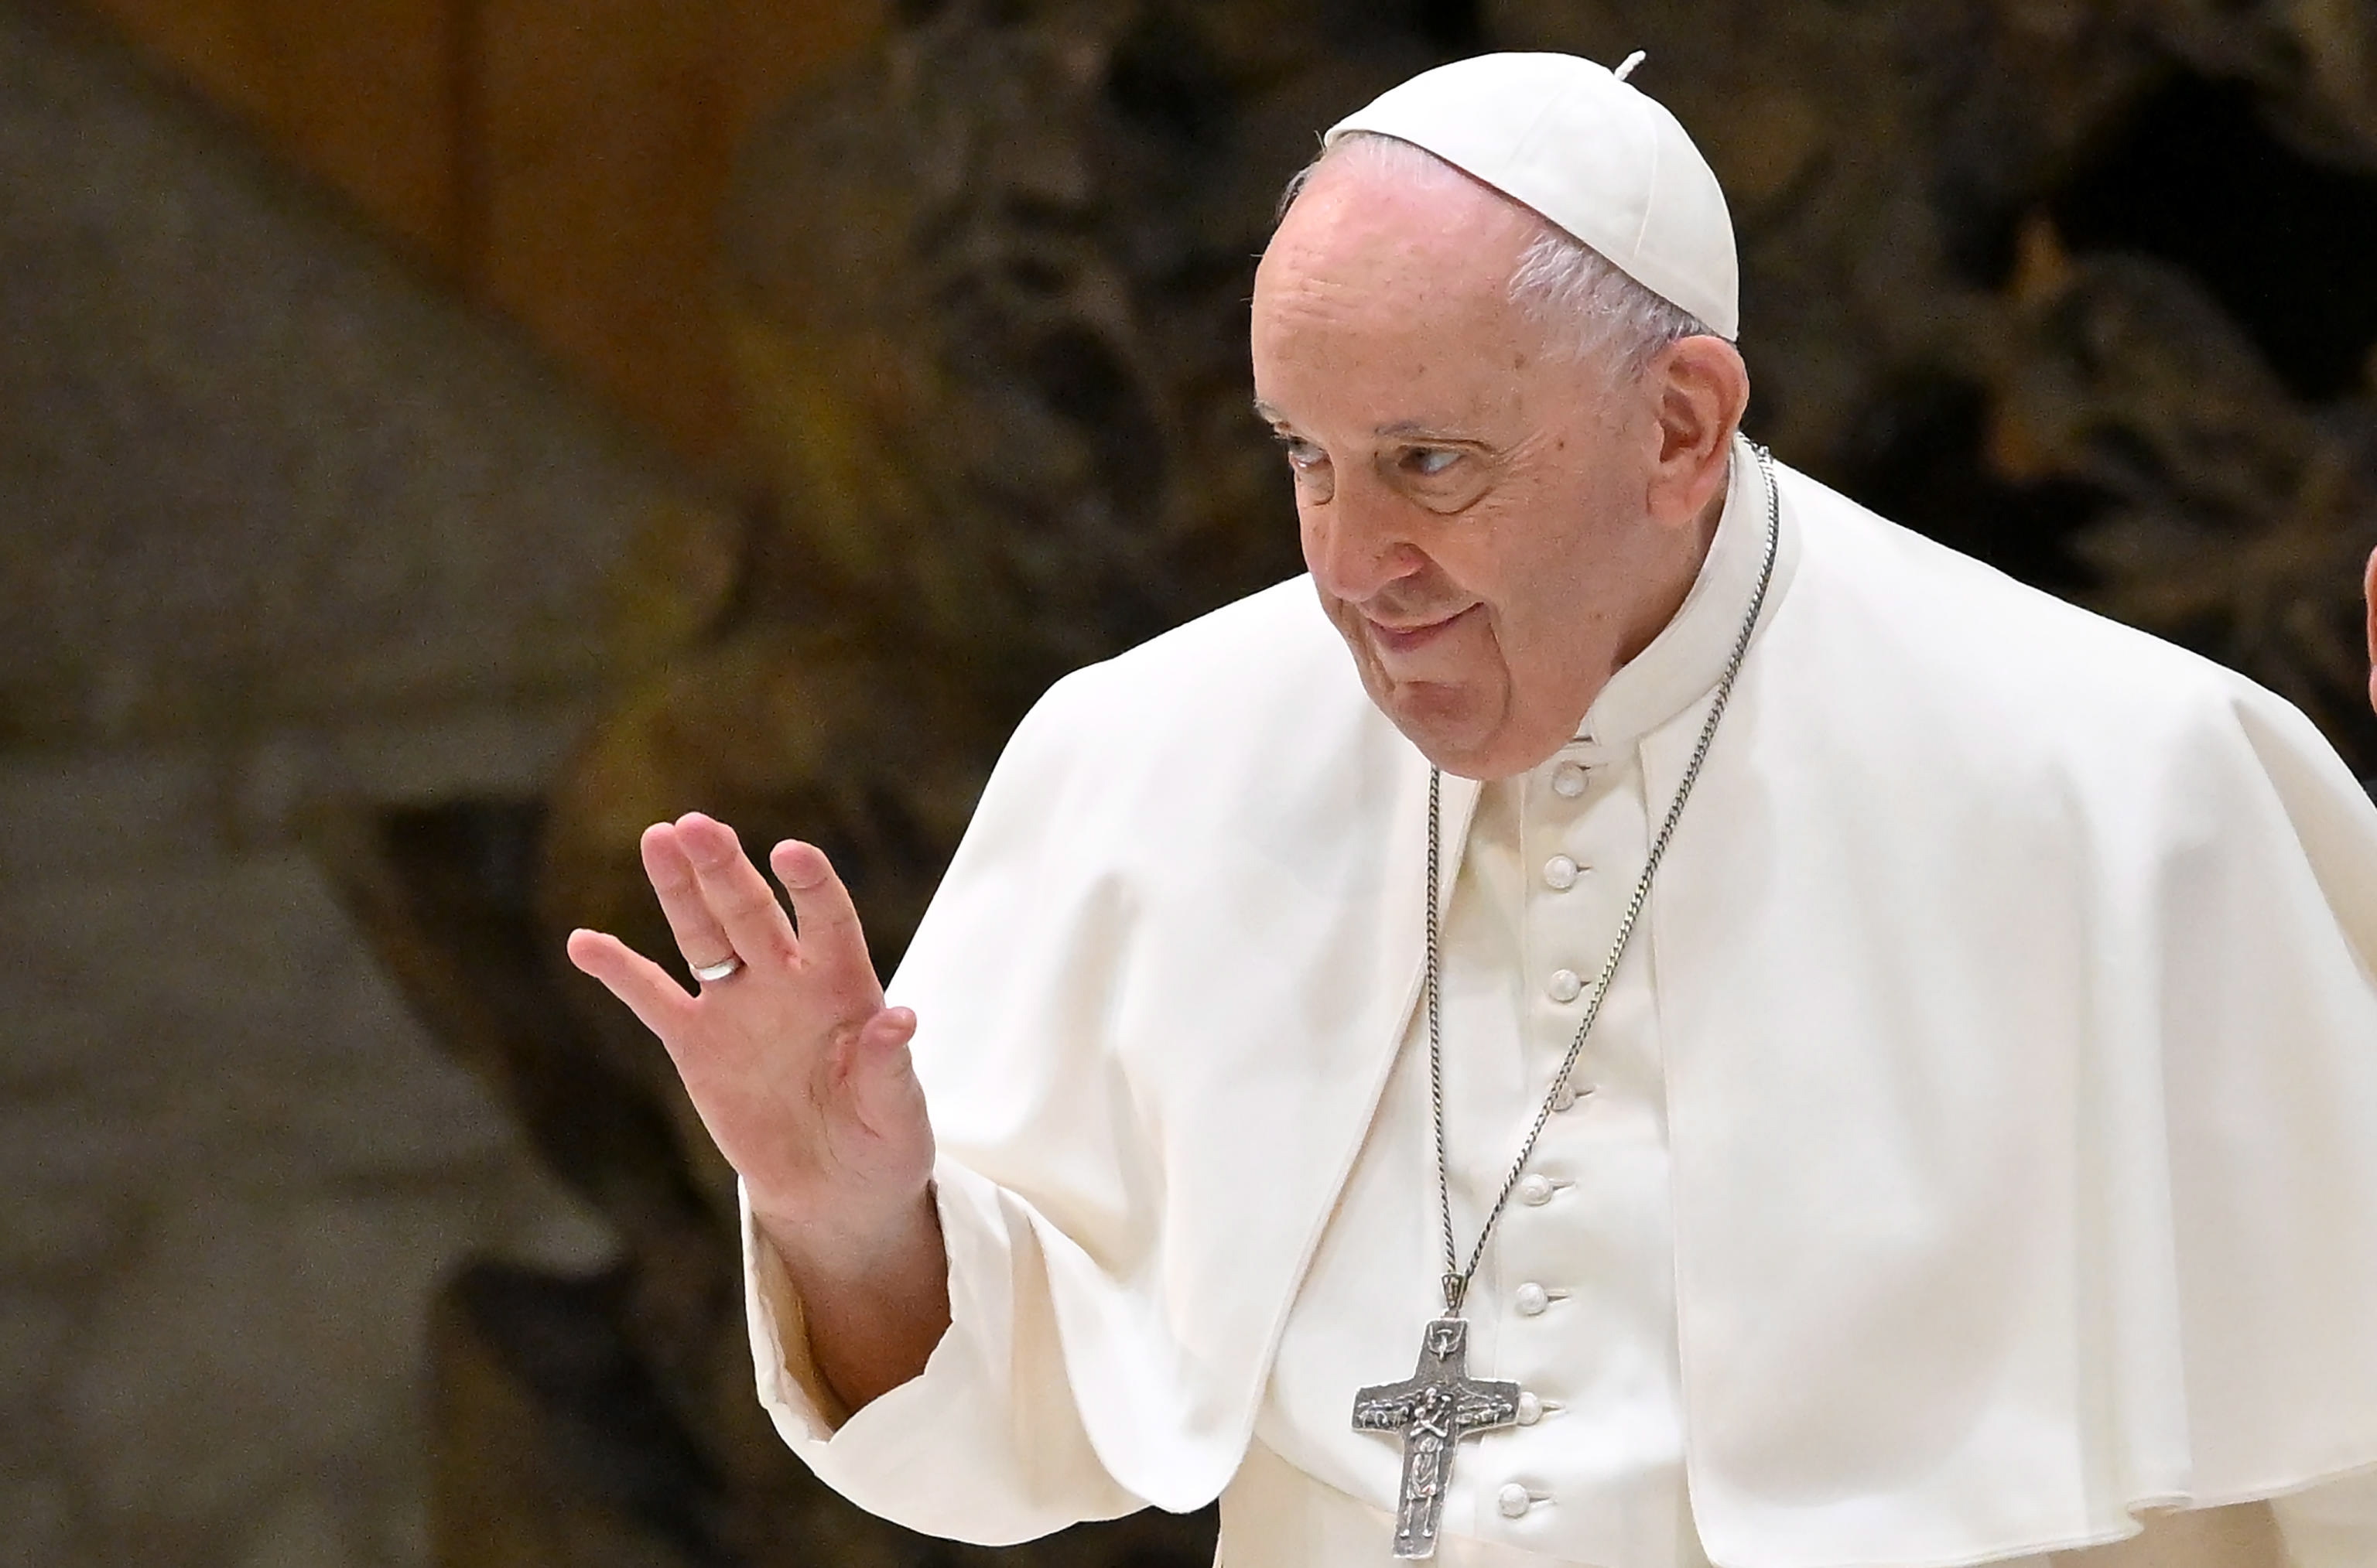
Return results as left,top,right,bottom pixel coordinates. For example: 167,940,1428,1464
1352,442,1782,1560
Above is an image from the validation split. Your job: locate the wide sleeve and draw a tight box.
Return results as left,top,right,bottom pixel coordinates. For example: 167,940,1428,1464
740,1168,1146,1542
2152,680,2377,1496
731,582,1425,1546
732,666,1163,1543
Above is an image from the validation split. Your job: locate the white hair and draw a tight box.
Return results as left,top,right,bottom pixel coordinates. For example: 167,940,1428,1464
1277,132,1715,380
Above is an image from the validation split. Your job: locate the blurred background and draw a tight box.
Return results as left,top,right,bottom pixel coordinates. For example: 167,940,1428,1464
2,1,2373,1565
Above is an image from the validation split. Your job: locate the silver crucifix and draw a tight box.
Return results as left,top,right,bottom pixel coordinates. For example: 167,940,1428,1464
1351,1317,1522,1559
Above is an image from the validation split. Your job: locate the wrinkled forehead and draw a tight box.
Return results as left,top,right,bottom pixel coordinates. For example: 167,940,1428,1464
1254,155,1543,340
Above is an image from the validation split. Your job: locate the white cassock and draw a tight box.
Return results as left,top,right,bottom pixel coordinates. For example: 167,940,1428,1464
740,437,2377,1566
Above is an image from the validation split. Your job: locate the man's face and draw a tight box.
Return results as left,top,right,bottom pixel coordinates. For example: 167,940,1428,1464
1250,155,1692,780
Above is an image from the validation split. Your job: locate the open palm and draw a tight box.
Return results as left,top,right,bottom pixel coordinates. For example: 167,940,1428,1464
564,813,935,1234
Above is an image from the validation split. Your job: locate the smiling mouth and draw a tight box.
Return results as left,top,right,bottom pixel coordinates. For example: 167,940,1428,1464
1365,605,1477,655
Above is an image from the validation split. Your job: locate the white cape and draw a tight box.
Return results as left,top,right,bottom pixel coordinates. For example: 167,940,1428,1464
757,456,2377,1566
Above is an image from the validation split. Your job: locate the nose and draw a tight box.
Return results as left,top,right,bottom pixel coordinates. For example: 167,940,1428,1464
1303,477,1424,606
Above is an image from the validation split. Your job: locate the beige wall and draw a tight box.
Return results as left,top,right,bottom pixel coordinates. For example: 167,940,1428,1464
80,0,886,467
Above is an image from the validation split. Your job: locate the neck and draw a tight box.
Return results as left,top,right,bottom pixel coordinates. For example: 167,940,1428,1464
1609,456,1729,672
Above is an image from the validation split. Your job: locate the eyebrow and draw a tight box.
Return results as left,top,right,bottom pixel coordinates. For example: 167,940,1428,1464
1250,400,1475,443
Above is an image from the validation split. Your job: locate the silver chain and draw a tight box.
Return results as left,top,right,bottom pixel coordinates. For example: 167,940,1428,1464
1430,443,1781,1315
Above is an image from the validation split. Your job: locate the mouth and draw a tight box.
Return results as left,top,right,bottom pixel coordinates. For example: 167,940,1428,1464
1364,604,1478,656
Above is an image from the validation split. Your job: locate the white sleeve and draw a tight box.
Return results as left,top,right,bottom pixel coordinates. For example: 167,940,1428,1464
740,1163,1147,1546
2271,1467,2377,1568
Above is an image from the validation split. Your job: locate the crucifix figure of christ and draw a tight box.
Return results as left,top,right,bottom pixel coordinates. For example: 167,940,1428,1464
1352,1316,1524,1559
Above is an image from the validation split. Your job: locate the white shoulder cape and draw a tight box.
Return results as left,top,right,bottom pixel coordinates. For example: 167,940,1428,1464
784,461,2377,1566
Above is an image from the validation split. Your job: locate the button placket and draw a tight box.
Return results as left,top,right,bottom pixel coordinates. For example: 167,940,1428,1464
1515,1173,1571,1206
1485,746,1680,1559
1531,780,1624,1122
1496,1482,1549,1518
1550,1080,1594,1112
1500,743,1608,1513
1510,1281,1570,1317
1529,753,1602,1104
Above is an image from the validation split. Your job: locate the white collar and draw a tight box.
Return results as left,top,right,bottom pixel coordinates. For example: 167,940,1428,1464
1569,432,1777,760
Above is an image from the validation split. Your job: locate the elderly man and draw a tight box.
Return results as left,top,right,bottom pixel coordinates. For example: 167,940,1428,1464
570,54,2377,1568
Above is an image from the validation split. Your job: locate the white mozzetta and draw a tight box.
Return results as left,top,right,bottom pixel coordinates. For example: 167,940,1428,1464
744,438,2377,1565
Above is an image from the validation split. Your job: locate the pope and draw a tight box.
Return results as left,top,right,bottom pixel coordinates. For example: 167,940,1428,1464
569,54,2377,1568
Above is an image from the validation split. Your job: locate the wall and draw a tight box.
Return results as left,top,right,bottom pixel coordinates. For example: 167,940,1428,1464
0,2,715,1562
74,0,887,466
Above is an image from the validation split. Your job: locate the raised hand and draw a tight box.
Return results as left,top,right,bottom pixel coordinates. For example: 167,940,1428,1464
566,812,948,1407
2365,545,2375,714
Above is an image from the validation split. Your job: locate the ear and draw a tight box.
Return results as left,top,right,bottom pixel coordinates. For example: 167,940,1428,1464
1643,336,1750,531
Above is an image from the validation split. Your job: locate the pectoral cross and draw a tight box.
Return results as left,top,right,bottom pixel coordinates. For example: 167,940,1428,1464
1351,1317,1521,1559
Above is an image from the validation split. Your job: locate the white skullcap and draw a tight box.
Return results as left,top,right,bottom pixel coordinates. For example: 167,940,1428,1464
1325,52,1739,342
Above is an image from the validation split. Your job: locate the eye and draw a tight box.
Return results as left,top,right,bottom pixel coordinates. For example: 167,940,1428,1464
1271,432,1336,501
1275,433,1329,470
1401,446,1462,478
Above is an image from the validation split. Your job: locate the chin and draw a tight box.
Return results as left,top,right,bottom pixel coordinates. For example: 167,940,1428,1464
1327,609,1545,777
1407,733,1548,781
1379,686,1582,781
1373,680,1514,780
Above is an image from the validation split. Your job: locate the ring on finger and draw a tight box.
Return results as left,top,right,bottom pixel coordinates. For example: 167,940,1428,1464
691,954,744,983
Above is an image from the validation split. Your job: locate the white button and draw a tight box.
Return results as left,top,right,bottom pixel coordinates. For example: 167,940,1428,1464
1547,968,1582,1003
1517,1173,1554,1206
1551,762,1589,798
1515,1391,1544,1425
1551,1081,1592,1112
1541,855,1578,890
1513,1282,1549,1316
1497,1483,1532,1518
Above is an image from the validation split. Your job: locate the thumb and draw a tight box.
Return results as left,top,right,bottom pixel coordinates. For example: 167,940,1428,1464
859,1005,918,1060
845,1006,923,1113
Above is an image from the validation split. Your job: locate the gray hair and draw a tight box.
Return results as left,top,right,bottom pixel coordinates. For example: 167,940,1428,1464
1277,131,1714,381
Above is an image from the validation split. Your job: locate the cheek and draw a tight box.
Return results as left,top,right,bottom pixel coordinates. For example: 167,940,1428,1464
1456,514,1602,674
1421,507,1532,618
1297,505,1345,602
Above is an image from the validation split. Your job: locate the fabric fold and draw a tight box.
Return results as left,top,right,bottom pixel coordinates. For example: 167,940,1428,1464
738,457,2377,1566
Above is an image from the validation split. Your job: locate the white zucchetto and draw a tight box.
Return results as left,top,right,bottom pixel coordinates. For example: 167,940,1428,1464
1325,52,1740,342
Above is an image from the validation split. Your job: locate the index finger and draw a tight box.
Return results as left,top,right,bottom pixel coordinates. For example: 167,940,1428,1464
770,840,878,989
